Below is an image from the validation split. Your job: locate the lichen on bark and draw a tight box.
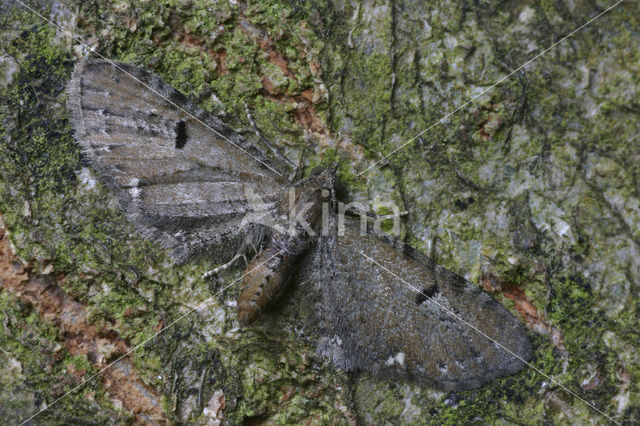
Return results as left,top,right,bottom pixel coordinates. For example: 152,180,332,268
1,0,639,424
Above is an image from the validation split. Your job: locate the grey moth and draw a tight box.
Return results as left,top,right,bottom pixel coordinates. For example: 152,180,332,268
67,58,531,391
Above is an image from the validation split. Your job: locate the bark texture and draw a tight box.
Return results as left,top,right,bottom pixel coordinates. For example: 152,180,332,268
1,0,638,424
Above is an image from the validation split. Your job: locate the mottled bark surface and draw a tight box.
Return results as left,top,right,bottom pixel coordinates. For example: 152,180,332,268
0,0,638,424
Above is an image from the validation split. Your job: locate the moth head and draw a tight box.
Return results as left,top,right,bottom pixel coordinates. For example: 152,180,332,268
309,163,338,191
306,163,353,206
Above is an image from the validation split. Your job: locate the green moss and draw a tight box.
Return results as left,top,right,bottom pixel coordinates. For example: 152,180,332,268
0,291,129,424
0,7,346,420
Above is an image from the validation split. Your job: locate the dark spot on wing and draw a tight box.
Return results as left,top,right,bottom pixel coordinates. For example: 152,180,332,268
415,284,439,305
175,120,187,149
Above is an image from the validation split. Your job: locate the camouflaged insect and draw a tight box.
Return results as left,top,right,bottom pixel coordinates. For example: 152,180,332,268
67,58,532,391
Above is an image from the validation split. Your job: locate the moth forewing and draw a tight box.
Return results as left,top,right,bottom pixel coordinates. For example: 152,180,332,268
67,58,287,264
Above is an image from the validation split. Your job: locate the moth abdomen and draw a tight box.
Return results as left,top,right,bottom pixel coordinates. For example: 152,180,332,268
237,245,298,325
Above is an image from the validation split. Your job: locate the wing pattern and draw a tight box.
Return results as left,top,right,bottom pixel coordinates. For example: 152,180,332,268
303,218,532,390
67,59,288,261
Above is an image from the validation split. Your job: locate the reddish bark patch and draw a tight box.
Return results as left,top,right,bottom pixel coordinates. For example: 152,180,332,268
482,274,567,357
236,15,365,162
0,219,166,423
159,11,228,75
153,6,363,163
237,17,329,134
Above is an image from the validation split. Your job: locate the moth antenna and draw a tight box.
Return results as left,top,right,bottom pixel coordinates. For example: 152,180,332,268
244,103,298,176
297,278,313,292
292,143,309,182
248,239,263,258
428,234,438,259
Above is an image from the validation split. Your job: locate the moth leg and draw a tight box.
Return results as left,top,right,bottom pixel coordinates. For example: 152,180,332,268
201,253,248,280
244,103,298,176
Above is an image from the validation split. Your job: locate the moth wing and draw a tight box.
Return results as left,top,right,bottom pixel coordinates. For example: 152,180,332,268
305,218,532,390
67,59,288,262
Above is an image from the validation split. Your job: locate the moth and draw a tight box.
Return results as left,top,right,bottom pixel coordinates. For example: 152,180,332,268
67,58,532,391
